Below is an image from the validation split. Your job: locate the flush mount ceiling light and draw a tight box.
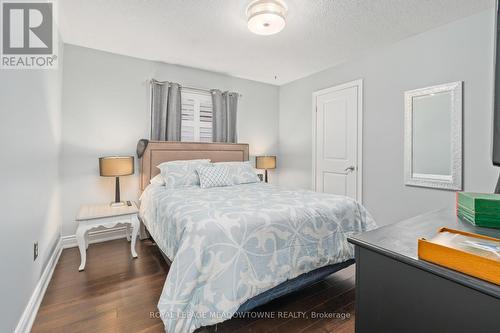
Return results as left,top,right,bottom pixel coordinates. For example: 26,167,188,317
246,0,287,36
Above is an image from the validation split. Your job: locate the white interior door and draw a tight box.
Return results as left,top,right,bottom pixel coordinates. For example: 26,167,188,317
313,80,362,201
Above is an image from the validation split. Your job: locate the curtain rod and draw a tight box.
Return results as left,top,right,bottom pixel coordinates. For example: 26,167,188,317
149,79,243,98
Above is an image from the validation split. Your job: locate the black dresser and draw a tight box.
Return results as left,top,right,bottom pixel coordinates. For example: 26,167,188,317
348,209,500,333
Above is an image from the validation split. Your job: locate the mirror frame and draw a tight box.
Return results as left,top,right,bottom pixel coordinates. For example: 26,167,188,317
404,81,463,191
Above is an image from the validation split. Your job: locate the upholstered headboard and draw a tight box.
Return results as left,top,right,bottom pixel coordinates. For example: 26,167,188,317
138,141,249,190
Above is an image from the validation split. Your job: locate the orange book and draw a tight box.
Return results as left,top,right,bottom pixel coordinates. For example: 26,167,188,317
418,228,500,285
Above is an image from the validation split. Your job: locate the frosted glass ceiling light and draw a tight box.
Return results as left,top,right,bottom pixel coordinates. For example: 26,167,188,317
246,0,287,36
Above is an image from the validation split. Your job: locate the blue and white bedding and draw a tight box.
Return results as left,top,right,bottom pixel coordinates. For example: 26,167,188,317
139,182,376,332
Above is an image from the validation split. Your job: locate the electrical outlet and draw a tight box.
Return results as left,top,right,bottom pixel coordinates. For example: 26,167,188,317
34,242,38,261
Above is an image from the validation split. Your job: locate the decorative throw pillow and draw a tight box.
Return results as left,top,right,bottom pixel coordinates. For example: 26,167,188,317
196,165,233,189
157,159,210,188
214,161,260,185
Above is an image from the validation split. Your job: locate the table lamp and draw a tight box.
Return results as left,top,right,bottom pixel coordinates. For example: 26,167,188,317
99,156,134,207
256,155,276,183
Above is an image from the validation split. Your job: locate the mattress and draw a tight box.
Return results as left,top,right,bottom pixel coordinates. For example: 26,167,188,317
139,182,376,332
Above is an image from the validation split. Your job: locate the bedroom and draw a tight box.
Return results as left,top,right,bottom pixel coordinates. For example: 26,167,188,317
1,0,499,332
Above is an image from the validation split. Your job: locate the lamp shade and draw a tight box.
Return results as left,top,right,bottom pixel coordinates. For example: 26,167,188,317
256,156,276,169
99,156,134,177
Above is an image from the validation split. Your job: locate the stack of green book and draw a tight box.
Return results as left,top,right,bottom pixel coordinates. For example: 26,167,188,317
457,192,500,229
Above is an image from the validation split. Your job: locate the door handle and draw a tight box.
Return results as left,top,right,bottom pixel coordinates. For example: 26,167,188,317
344,166,356,174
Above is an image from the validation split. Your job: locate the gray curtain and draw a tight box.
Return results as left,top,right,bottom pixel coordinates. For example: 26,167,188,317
211,90,239,143
150,80,182,141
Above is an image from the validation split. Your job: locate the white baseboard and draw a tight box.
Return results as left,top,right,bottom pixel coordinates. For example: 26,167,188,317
13,226,130,332
14,226,134,332
14,238,62,333
61,226,128,249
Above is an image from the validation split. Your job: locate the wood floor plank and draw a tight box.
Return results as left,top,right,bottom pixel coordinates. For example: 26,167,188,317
297,301,356,333
268,289,355,333
32,239,356,333
204,266,355,333
231,277,355,333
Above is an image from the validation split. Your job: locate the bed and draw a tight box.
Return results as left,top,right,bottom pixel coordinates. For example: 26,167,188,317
137,141,377,333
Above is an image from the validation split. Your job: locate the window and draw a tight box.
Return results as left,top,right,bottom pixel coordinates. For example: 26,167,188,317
181,90,213,142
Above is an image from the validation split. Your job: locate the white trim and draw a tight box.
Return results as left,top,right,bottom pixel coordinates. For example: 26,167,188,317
182,86,212,96
14,238,62,333
412,173,453,181
312,79,364,203
14,226,130,332
62,226,128,249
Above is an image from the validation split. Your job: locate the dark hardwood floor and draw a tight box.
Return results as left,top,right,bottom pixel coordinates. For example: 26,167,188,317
32,239,356,333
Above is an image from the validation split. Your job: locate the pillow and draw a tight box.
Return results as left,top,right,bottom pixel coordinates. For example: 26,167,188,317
196,165,233,189
157,159,210,188
214,161,260,185
149,174,165,186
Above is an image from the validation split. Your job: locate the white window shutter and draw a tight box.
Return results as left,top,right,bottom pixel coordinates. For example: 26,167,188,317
181,90,213,142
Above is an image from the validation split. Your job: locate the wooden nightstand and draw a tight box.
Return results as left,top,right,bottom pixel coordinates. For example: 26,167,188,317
76,202,139,271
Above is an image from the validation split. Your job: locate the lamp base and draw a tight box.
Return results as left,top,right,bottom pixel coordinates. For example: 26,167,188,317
110,176,124,207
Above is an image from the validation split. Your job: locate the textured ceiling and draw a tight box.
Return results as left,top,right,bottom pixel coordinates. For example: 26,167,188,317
59,0,493,85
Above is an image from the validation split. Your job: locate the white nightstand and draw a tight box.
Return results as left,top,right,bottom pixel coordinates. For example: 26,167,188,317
76,202,139,271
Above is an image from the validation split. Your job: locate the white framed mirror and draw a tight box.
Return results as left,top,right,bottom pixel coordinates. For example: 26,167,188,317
404,81,463,190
